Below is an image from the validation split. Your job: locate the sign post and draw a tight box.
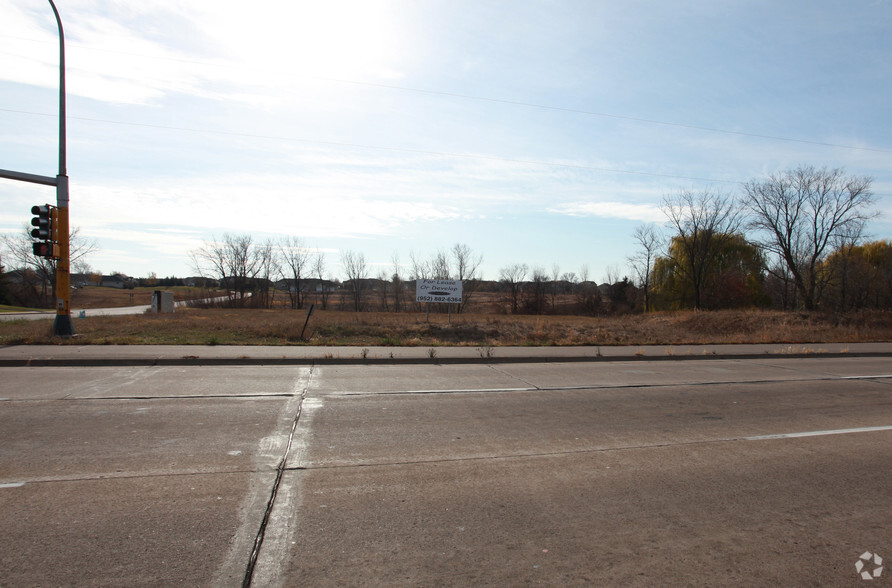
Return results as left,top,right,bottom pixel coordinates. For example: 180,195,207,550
299,304,315,341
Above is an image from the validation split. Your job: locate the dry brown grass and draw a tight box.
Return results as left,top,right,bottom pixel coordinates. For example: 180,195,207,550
2,308,891,346
69,286,223,308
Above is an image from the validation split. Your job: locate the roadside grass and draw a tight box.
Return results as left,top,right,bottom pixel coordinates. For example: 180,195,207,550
69,286,224,308
2,308,891,346
0,304,43,313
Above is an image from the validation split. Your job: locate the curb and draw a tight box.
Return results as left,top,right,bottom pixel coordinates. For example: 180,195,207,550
2,351,890,368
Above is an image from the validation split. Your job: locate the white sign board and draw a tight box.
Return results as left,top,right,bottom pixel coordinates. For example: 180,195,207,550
416,279,463,303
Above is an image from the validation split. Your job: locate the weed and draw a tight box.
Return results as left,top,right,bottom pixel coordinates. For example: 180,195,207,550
428,347,438,359
361,348,370,359
476,346,495,359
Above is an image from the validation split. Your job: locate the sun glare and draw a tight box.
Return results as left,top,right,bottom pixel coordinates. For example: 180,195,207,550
204,1,406,81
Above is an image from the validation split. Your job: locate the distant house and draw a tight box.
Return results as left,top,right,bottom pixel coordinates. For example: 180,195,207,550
100,274,135,289
275,278,339,293
184,276,218,288
69,273,90,288
341,278,386,292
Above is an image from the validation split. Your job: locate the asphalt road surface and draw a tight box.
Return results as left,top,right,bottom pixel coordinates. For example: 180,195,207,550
0,355,890,586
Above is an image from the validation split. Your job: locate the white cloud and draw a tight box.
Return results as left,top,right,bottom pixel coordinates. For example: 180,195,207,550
73,173,467,239
0,0,412,106
549,201,664,223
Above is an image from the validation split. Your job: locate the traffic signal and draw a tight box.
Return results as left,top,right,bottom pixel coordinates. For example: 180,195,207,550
30,204,59,259
32,241,60,258
31,204,52,240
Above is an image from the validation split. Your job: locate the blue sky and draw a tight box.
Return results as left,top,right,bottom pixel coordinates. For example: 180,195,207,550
1,0,890,282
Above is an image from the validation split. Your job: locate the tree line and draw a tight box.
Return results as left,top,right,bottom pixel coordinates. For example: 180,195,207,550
186,164,886,315
189,236,489,313
2,164,886,314
632,165,887,312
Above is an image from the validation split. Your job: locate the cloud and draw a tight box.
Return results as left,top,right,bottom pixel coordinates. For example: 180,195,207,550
73,173,467,240
548,201,664,223
0,0,412,107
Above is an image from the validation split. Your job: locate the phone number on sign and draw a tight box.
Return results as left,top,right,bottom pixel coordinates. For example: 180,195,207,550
417,296,462,303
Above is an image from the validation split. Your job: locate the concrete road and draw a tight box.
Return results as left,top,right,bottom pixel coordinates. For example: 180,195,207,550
0,355,889,586
0,299,199,321
0,305,150,321
0,296,230,322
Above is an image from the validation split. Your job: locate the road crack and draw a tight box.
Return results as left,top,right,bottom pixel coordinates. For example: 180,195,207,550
241,367,314,587
486,364,542,390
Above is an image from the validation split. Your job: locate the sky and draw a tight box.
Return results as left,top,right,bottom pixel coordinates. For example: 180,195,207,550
1,0,890,282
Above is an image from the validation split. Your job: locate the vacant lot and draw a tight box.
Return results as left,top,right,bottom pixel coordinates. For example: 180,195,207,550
1,308,890,346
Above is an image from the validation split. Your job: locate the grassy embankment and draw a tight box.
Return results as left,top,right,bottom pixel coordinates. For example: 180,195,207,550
2,305,890,346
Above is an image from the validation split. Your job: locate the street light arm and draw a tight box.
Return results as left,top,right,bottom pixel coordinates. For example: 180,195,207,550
0,168,58,186
48,0,66,177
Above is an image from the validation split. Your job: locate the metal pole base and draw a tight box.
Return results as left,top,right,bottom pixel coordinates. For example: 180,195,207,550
52,314,75,338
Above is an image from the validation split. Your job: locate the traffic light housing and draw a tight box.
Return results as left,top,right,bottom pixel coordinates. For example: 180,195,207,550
32,241,60,258
30,204,59,259
31,204,52,240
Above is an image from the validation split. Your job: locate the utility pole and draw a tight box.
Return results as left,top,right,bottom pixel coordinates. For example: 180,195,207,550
0,0,73,336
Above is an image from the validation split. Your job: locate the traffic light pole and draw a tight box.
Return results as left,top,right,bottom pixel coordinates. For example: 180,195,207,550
0,0,73,336
49,0,73,337
54,178,73,337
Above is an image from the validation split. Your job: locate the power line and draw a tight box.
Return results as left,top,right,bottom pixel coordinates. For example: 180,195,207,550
0,106,741,185
316,78,892,156
2,33,889,155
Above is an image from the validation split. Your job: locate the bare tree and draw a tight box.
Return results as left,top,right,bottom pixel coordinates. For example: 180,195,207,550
525,266,549,314
1,225,98,307
391,252,404,312
431,250,451,279
451,243,483,313
572,264,599,316
662,188,743,310
0,252,10,305
826,224,863,312
255,239,279,308
499,263,528,313
603,264,621,287
628,223,664,312
742,165,876,310
341,249,368,311
409,250,431,281
190,233,266,306
549,263,561,311
375,270,390,311
279,237,311,309
312,250,329,309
